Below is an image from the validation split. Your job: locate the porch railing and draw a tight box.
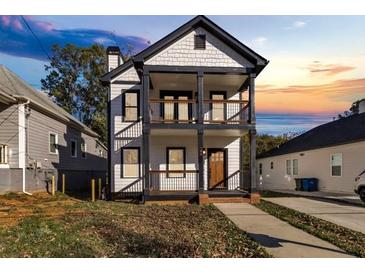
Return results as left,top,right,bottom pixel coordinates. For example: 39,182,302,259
149,99,197,123
203,99,249,124
149,170,199,191
209,170,241,190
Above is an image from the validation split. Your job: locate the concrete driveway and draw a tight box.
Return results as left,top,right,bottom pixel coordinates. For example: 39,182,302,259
215,203,353,258
264,197,365,234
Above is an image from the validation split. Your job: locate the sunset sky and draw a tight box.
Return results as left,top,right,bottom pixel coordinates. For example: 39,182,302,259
1,15,364,133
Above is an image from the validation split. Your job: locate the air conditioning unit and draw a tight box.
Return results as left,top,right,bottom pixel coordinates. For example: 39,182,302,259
36,161,42,169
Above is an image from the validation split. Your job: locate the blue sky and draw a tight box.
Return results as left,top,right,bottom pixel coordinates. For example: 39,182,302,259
1,15,364,134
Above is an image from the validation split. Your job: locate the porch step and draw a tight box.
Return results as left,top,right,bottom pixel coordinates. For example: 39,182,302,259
207,197,250,203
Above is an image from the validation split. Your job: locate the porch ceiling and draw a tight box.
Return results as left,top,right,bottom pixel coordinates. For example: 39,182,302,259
150,73,247,92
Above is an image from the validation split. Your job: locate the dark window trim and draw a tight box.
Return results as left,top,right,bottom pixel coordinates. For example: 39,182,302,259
270,161,274,170
210,91,227,121
121,147,141,178
166,147,186,178
160,90,193,122
70,139,77,158
122,90,140,122
194,34,206,49
259,163,263,175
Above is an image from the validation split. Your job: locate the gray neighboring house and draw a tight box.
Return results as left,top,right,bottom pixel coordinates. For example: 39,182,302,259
0,65,107,194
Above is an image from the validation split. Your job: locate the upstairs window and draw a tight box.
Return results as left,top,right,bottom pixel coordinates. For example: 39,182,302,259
71,139,77,158
194,34,206,49
331,153,342,176
0,144,8,164
123,91,139,121
259,163,262,175
81,141,87,159
270,162,274,170
49,133,58,154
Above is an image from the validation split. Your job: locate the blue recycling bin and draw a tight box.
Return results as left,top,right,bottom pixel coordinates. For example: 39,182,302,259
307,178,319,191
301,179,309,191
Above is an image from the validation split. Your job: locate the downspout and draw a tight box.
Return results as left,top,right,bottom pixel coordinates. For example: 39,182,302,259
15,96,32,195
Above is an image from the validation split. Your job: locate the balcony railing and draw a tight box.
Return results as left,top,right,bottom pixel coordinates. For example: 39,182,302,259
149,99,197,123
148,99,249,124
149,170,199,191
203,99,249,124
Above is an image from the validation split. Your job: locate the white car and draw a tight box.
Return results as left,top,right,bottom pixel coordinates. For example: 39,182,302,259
354,170,365,203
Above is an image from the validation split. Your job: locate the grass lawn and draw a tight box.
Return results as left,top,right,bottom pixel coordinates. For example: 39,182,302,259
256,200,365,258
0,192,269,258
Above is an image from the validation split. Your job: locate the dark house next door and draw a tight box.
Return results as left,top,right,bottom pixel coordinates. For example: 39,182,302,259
208,148,227,189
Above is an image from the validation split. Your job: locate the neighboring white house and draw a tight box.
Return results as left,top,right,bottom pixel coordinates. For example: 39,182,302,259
257,105,365,194
101,15,269,202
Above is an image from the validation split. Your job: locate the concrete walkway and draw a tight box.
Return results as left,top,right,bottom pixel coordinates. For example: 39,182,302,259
264,197,365,234
271,189,363,206
215,203,353,258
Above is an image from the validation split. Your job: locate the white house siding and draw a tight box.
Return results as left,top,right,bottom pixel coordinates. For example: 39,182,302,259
110,81,142,192
257,141,365,194
0,103,19,168
145,27,253,68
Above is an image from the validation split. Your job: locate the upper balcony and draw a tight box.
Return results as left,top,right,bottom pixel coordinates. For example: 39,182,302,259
149,98,250,124
143,71,255,129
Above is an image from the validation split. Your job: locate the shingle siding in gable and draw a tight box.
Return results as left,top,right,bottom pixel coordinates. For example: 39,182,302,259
112,67,140,82
145,27,253,68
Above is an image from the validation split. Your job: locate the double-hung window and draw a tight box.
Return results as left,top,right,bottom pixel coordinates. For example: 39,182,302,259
122,148,140,178
81,141,87,159
293,159,299,175
0,144,8,164
49,133,58,154
286,160,291,175
71,139,77,158
123,91,139,122
331,153,342,176
167,147,185,178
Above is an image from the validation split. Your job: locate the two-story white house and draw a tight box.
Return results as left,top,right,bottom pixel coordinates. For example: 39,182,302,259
101,15,268,203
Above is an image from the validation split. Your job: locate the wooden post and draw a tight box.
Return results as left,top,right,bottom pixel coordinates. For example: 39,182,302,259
62,174,65,194
98,178,102,199
51,175,55,196
91,179,95,202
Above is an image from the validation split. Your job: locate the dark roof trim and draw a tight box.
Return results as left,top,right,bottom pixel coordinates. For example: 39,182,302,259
100,15,269,83
257,113,365,159
257,137,365,160
134,16,268,67
100,60,134,83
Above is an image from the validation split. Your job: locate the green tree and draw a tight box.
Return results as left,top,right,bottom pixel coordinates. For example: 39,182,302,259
337,98,364,119
41,44,108,144
242,133,297,170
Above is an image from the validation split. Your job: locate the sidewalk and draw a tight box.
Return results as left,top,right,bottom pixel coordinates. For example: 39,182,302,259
215,203,353,258
270,189,363,206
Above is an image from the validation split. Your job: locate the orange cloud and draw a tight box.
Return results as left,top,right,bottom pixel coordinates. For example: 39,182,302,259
306,62,355,76
256,78,365,114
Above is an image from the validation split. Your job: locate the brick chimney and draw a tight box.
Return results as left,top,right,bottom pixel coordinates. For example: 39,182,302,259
106,46,121,72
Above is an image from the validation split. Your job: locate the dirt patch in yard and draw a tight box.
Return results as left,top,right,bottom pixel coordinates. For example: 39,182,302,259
0,193,269,258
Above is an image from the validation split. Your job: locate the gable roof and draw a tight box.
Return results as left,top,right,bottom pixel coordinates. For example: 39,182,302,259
101,15,269,83
257,112,365,159
0,65,99,138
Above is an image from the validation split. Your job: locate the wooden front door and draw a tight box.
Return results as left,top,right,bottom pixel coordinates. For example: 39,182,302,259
208,149,226,189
